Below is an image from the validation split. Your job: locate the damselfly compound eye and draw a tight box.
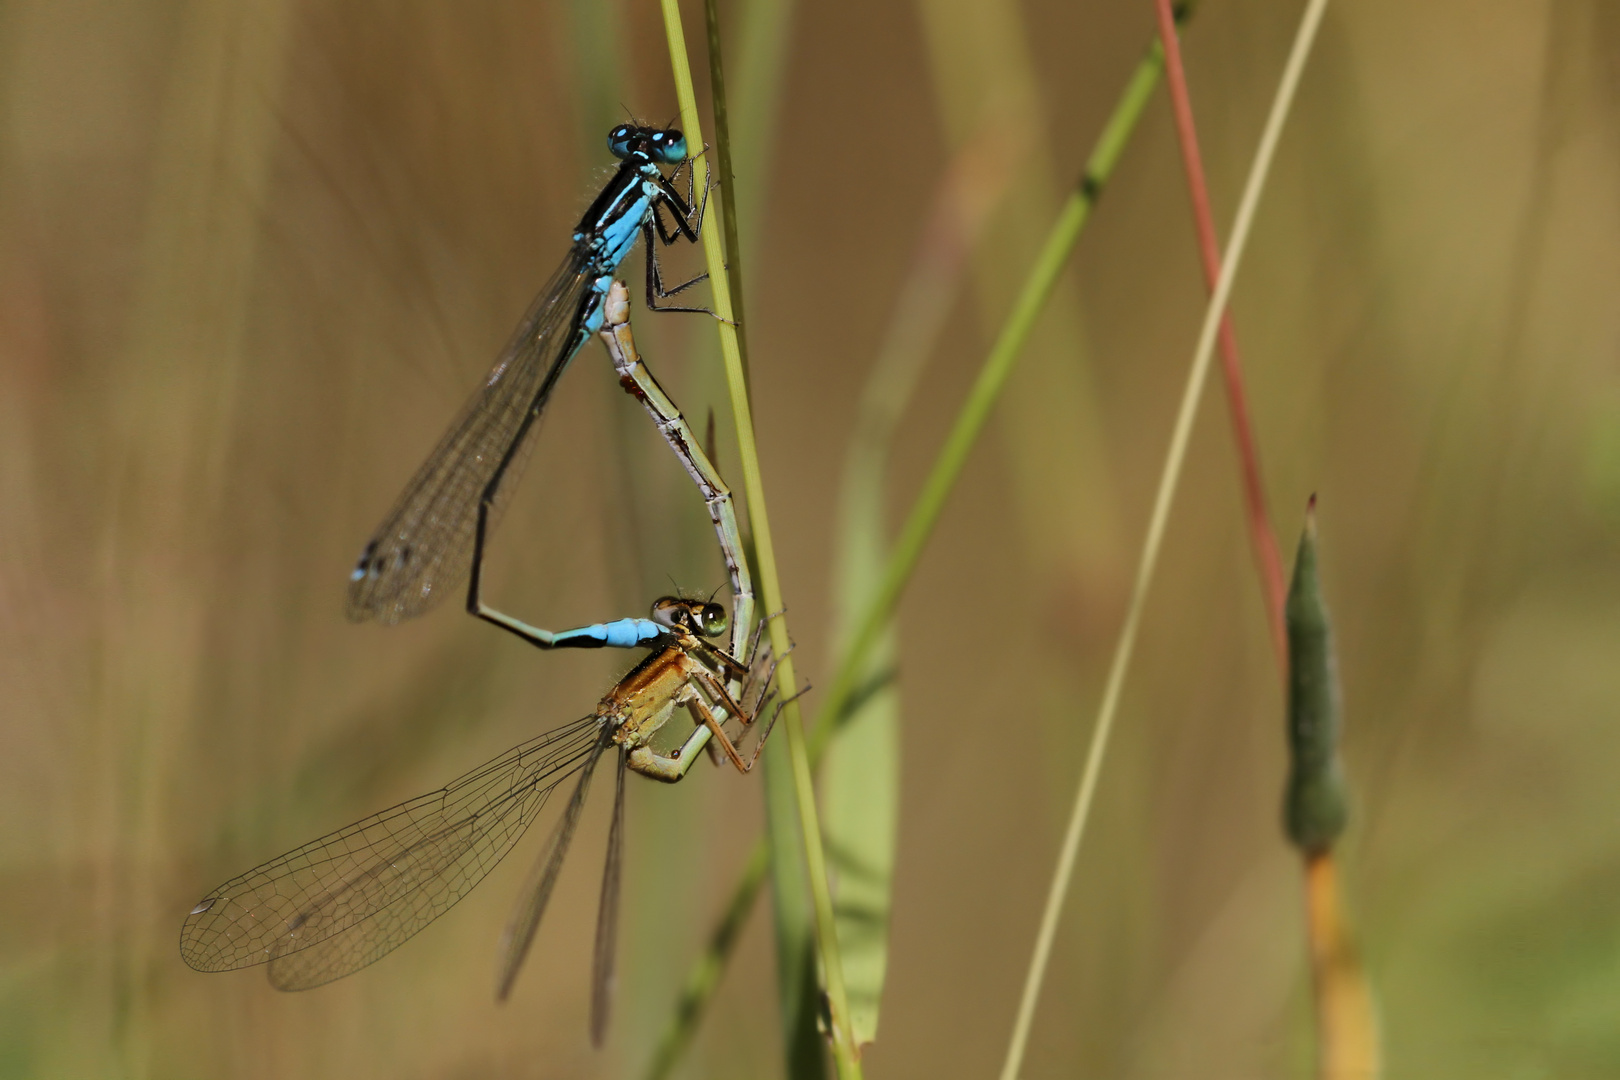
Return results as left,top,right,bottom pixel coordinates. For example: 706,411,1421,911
650,129,687,165
697,602,728,638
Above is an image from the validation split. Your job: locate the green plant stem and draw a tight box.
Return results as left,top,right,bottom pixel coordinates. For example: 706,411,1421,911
643,21,1189,1075
697,7,816,1073
643,678,880,1079
996,1,1331,1076
702,0,751,391
820,124,1016,1050
644,845,770,1080
657,5,863,1077
700,1,818,1073
808,34,1169,764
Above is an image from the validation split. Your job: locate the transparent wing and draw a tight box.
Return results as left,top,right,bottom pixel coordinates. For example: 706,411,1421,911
493,732,608,1000
346,251,599,624
590,748,627,1045
180,715,604,989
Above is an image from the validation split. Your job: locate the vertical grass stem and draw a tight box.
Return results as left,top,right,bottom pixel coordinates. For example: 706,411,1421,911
702,0,752,391
643,22,1191,1074
658,4,864,1075
1153,0,1289,667
996,1,1330,1076
807,33,1170,764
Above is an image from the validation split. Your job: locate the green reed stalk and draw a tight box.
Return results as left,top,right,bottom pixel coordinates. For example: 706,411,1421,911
996,1,1331,1075
702,0,751,390
644,18,1190,1075
658,4,864,1077
806,28,1172,765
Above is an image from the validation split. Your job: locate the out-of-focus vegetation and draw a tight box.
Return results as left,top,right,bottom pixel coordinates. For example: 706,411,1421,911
1,0,1617,1077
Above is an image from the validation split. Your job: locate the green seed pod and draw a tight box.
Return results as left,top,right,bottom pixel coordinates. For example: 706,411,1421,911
1284,497,1349,854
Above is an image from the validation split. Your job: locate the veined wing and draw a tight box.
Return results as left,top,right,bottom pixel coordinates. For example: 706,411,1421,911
589,748,628,1044
346,251,599,624
493,734,609,1001
180,715,604,989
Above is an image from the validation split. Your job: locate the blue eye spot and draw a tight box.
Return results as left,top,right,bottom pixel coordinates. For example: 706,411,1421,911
652,130,686,164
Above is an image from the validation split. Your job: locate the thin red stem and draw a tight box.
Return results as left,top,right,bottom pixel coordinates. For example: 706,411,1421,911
1153,0,1289,669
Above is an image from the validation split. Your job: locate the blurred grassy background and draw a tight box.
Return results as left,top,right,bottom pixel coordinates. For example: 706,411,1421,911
3,0,1619,1077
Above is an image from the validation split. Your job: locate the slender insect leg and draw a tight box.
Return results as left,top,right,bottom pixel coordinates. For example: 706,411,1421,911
740,690,794,767
659,152,713,241
740,609,775,678
750,642,789,712
643,170,723,315
690,666,793,775
664,147,713,228
680,687,752,773
686,676,806,774
742,683,810,769
702,731,727,769
719,630,800,770
691,665,751,727
642,222,713,315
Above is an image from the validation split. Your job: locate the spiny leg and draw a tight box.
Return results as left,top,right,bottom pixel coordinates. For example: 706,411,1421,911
665,147,714,230
686,677,803,774
689,665,797,774
643,169,722,316
681,687,752,774
642,221,713,316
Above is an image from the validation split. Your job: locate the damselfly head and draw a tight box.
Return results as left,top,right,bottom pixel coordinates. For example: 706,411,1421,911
649,596,728,639
607,124,687,165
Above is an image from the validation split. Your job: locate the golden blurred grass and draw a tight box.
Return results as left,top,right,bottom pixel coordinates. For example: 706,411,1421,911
2,0,1619,1077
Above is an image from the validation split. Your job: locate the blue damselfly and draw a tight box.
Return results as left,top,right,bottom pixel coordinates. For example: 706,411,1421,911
347,124,714,640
